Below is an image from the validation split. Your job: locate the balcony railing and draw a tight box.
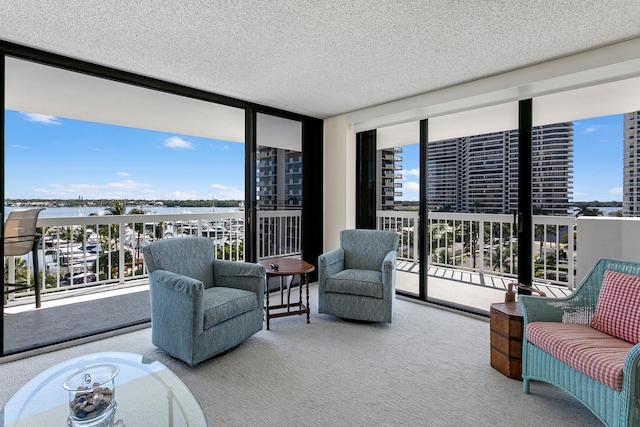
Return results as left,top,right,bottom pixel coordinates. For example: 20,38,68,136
2,207,581,305
4,210,301,302
377,211,577,289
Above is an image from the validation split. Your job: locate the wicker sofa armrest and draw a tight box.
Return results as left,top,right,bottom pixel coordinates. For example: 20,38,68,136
623,342,640,397
519,294,576,324
519,259,623,325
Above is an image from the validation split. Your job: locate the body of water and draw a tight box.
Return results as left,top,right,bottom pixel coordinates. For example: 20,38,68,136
4,205,239,218
5,205,622,218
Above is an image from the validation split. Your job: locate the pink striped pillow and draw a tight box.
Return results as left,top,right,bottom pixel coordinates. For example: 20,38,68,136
591,270,640,344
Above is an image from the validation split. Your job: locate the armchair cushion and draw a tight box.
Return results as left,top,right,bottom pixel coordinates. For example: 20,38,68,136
203,287,260,329
590,269,640,344
325,269,383,298
143,237,215,288
526,322,632,391
341,229,398,271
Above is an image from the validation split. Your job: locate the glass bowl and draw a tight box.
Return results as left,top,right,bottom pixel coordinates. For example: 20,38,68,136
63,364,119,426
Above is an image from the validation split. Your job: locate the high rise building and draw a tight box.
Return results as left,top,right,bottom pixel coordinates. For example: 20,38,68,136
256,146,303,210
427,123,574,214
377,148,403,210
530,124,574,214
623,111,640,216
256,146,303,257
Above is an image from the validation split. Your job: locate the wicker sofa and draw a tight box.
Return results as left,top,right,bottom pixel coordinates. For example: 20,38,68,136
519,258,640,427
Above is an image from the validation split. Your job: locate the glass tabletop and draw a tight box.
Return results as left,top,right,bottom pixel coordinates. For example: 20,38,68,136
1,352,208,427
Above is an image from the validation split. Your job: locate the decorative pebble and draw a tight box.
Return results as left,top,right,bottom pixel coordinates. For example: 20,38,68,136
69,386,114,420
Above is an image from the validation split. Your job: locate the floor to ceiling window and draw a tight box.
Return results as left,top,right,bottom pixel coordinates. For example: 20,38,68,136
367,77,640,315
2,51,323,357
424,103,520,312
255,113,304,260
375,121,420,296
533,77,640,285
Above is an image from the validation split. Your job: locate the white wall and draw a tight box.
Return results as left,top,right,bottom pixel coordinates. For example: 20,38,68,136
323,115,356,251
576,217,640,283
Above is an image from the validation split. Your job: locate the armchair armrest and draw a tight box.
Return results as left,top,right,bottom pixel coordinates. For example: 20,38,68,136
382,251,397,273
148,269,205,334
318,248,345,290
213,259,265,294
381,250,397,299
150,269,205,296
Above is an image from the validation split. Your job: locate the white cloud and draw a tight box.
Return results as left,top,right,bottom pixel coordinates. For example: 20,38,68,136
399,181,420,201
210,183,244,200
168,190,199,200
403,181,420,192
20,112,61,125
164,136,194,149
582,124,606,134
9,144,30,150
401,168,419,179
117,172,131,176
36,180,155,199
105,179,152,190
609,187,623,194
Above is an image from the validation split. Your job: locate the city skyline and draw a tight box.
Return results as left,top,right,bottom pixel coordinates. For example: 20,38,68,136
4,110,624,203
399,114,623,203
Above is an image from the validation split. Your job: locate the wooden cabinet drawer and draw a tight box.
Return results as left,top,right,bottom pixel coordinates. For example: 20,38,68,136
490,302,523,380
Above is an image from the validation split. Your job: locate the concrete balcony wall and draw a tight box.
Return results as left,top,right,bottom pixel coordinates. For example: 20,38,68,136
576,217,640,283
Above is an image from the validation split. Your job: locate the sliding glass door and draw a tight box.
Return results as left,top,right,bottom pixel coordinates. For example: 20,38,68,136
255,113,304,261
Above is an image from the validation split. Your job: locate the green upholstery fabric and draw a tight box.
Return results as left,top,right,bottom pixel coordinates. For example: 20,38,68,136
142,237,265,366
318,229,399,323
203,287,259,329
325,270,383,298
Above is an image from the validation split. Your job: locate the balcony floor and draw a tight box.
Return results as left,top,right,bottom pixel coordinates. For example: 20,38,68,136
396,262,571,313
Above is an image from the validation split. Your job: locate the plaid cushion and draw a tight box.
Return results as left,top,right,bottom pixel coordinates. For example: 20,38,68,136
527,322,632,391
591,270,640,344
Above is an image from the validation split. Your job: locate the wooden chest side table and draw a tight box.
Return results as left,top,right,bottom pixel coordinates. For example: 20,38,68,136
490,302,523,380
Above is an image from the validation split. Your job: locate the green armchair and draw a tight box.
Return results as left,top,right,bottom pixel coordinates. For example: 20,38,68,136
142,237,265,365
318,229,399,323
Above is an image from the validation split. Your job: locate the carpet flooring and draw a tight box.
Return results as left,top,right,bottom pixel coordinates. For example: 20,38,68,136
0,286,602,426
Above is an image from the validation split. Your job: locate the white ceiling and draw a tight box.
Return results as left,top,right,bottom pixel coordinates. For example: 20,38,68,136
2,1,640,120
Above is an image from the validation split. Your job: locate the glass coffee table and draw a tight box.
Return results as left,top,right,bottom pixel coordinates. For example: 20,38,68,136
1,352,208,426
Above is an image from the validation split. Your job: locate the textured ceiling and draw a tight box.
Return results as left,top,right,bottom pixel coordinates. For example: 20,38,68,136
1,1,640,119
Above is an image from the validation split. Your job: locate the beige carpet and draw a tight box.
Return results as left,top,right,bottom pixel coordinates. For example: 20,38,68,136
0,285,601,426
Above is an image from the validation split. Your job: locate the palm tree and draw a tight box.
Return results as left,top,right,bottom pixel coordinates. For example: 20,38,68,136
127,207,147,264
574,202,603,217
4,257,29,284
105,200,127,216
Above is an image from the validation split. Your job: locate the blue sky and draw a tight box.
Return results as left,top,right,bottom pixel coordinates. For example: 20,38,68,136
4,110,245,200
4,110,623,202
398,114,624,202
